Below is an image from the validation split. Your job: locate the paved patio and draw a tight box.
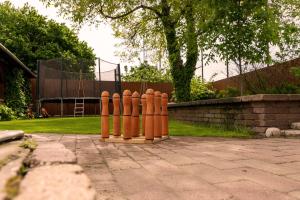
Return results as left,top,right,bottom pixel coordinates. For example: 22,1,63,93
41,134,300,200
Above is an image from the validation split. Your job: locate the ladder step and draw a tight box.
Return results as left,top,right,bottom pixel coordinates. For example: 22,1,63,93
75,105,84,108
74,98,84,116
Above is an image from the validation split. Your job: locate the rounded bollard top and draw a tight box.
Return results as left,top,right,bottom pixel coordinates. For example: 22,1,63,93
146,89,154,95
132,91,140,98
113,93,120,98
141,94,147,99
123,90,132,96
101,91,110,97
154,91,161,97
161,93,168,99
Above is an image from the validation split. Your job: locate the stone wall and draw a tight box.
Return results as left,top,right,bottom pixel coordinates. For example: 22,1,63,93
168,94,300,135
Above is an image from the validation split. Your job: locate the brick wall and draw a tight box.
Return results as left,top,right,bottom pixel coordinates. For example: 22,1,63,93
168,94,300,135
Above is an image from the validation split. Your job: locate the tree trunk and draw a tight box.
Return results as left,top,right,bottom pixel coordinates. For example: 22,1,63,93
160,0,198,102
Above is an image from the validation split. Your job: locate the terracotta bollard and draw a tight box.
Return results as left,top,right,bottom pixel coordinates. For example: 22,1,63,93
113,93,121,137
141,94,147,136
131,91,140,137
161,93,169,136
101,91,110,139
123,90,132,139
145,89,154,140
154,91,162,138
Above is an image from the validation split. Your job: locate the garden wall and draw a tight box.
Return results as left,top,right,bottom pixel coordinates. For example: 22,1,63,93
168,94,300,135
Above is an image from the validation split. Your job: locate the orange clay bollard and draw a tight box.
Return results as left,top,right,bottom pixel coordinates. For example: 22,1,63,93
101,91,110,138
154,91,162,138
145,89,154,140
141,94,147,136
161,93,169,136
131,91,140,137
113,93,121,137
123,90,132,139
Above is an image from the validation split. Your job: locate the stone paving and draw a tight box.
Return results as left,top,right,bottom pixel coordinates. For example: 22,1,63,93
39,134,300,200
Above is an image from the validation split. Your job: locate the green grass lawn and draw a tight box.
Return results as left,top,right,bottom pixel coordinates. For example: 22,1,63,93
0,117,253,138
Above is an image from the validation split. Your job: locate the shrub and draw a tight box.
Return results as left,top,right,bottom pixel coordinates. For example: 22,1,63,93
172,76,216,102
291,67,300,78
122,62,172,83
217,87,240,98
190,77,216,101
267,83,300,94
0,105,15,121
5,68,27,117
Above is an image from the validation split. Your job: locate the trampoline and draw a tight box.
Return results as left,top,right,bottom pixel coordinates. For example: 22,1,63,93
37,58,121,116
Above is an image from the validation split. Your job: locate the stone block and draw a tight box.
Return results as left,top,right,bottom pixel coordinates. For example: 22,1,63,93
16,164,96,200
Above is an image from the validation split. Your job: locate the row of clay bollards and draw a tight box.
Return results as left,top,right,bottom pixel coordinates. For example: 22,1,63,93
101,89,169,141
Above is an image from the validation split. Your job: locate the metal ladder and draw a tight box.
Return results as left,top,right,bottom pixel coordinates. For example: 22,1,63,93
74,69,85,117
74,98,84,117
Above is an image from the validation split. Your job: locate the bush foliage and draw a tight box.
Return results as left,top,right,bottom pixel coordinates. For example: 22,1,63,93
0,104,15,121
122,63,172,83
190,77,216,101
5,68,28,117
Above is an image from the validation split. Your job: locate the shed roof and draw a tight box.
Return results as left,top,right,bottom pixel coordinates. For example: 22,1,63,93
0,43,36,78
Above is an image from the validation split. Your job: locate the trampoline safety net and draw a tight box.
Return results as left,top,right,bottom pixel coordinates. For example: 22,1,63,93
37,58,121,100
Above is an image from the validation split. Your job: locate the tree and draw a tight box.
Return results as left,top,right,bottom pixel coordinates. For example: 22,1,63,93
40,0,208,101
0,1,96,115
205,0,300,94
0,1,96,72
122,62,172,83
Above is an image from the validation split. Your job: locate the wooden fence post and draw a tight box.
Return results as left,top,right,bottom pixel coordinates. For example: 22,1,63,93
145,89,154,140
141,94,147,136
101,91,110,138
154,91,162,138
113,93,121,137
161,93,169,136
131,91,140,137
123,90,132,139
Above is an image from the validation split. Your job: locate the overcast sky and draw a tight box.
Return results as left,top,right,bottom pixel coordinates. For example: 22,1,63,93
1,0,228,80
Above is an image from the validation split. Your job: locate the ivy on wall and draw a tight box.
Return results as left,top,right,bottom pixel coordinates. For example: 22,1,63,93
4,67,30,117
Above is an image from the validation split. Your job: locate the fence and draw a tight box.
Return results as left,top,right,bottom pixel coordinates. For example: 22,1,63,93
213,58,300,93
33,81,174,116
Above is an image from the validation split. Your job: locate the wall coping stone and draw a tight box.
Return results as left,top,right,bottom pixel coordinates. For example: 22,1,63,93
168,94,300,108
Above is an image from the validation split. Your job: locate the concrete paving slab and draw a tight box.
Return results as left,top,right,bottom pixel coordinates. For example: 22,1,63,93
216,180,297,200
30,142,76,166
36,134,300,200
0,130,24,143
16,164,96,200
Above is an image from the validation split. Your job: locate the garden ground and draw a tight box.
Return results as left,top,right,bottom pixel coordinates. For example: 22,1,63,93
38,134,300,200
0,117,252,138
